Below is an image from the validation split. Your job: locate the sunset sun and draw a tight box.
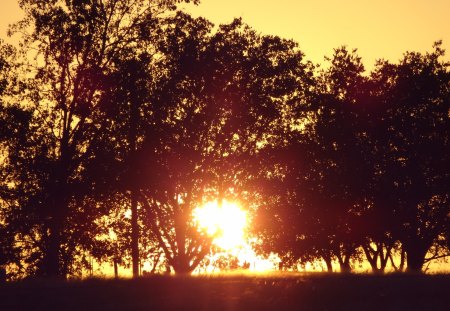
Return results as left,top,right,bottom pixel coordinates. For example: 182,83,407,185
194,200,247,251
194,200,277,272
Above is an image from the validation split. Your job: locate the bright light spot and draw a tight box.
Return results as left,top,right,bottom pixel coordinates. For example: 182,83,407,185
194,200,278,273
194,200,247,250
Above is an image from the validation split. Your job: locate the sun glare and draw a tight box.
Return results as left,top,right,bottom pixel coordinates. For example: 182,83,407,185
194,200,247,250
194,200,279,272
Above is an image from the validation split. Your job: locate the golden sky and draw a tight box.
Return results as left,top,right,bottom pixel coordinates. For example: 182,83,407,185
1,0,450,69
183,0,450,69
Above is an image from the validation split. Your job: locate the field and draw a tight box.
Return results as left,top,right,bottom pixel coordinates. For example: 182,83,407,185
1,273,449,310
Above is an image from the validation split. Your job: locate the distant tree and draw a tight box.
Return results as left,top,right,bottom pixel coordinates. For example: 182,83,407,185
209,252,240,271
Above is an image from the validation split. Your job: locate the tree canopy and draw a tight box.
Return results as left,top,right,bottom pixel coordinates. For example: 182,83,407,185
0,1,449,279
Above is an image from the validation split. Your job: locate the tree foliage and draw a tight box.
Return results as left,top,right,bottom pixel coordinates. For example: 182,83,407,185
255,44,449,273
3,0,195,278
137,14,313,274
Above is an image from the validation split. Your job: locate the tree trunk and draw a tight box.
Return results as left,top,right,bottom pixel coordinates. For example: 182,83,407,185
171,246,194,275
42,133,72,279
378,244,392,273
363,242,390,274
129,80,140,277
322,252,333,272
325,259,333,272
362,244,378,273
131,191,139,278
128,147,139,278
173,207,191,275
43,190,67,278
405,244,428,273
150,253,161,274
45,223,62,277
114,259,119,279
339,261,352,273
337,251,352,273
0,266,6,282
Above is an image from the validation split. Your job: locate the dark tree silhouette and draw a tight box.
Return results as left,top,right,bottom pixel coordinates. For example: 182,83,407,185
88,53,162,276
5,0,196,278
370,42,450,272
136,14,313,274
255,44,450,273
255,47,370,272
0,40,20,280
304,47,371,272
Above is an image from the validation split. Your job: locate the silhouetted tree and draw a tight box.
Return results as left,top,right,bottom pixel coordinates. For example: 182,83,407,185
255,47,371,272
87,51,166,276
370,42,450,272
137,14,313,274
92,54,155,277
307,47,372,272
7,0,196,278
0,40,20,280
256,43,450,274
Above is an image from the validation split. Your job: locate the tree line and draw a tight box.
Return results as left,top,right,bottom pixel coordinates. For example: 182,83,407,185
0,0,448,279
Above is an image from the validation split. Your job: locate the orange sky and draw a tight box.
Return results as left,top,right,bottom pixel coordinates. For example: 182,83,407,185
183,0,450,69
1,0,450,69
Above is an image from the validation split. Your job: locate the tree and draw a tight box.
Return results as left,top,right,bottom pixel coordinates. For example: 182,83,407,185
255,47,371,272
370,42,450,272
88,51,162,277
137,14,312,274
7,0,196,278
0,40,20,280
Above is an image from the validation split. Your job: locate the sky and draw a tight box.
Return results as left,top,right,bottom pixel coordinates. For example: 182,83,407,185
1,0,449,69
182,0,450,69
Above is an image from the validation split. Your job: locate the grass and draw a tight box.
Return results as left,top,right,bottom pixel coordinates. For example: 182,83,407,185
1,273,449,310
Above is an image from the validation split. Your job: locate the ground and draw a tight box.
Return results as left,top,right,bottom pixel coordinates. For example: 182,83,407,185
1,273,449,310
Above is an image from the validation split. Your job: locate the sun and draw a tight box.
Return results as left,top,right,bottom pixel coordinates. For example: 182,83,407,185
193,200,247,250
193,200,279,272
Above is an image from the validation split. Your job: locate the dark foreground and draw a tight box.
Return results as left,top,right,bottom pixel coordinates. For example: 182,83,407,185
1,274,449,311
